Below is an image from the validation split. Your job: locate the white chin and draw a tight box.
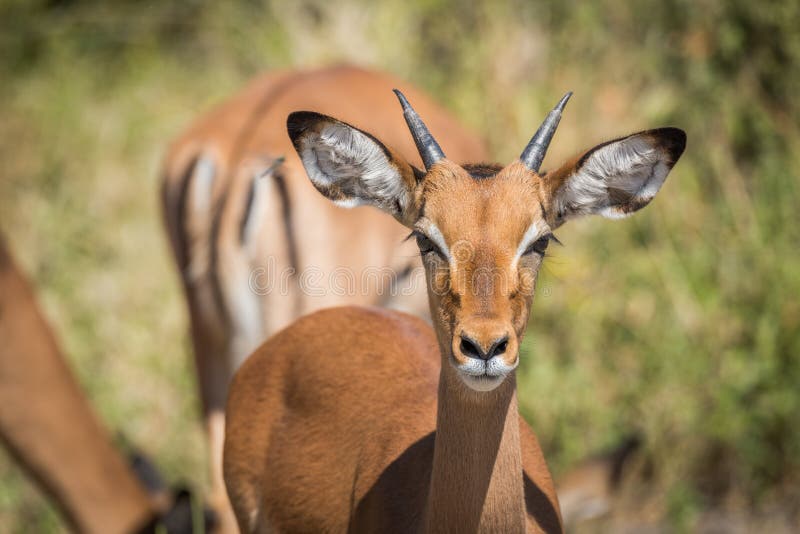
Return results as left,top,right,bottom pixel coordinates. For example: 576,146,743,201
460,373,506,392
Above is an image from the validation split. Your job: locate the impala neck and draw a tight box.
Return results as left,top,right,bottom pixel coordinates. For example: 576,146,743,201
425,365,526,533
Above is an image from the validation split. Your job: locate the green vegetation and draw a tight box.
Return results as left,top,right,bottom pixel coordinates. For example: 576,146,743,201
1,0,798,530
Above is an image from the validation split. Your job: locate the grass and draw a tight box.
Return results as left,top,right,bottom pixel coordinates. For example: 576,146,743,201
1,0,798,530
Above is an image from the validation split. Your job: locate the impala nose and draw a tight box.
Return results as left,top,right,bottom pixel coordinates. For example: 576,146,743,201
459,333,510,361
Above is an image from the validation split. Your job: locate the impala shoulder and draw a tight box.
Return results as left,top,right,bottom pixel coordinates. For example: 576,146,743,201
296,306,434,341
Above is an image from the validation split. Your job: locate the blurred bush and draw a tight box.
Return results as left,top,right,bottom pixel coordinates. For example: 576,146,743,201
1,0,798,530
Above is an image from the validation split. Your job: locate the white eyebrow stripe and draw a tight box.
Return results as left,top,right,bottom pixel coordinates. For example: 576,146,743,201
513,219,549,268
418,219,452,262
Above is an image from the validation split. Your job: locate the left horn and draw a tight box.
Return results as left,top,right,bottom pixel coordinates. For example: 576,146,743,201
519,91,573,172
393,89,445,171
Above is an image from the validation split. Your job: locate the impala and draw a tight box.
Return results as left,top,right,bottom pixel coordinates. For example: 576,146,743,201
160,66,487,529
556,435,642,528
0,235,207,533
223,90,686,532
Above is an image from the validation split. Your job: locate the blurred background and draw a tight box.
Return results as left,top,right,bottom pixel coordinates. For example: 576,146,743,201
1,0,798,531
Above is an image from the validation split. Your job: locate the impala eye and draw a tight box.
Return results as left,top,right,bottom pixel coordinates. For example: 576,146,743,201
414,232,443,258
523,235,551,257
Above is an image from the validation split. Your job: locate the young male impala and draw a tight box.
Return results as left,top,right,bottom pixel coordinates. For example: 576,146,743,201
223,89,686,532
161,66,487,529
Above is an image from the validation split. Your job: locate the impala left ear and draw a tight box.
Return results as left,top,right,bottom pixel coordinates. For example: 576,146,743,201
541,127,686,227
287,111,420,225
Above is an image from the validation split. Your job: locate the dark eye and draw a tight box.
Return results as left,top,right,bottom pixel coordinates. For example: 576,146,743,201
415,232,443,258
523,235,551,257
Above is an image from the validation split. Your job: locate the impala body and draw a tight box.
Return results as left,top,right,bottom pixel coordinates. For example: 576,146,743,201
0,235,210,534
160,66,487,528
224,88,686,533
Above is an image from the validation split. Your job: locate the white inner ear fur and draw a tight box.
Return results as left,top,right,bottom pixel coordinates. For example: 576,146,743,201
556,135,670,220
298,122,410,212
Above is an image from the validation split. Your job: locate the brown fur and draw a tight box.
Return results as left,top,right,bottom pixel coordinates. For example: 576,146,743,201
0,235,156,534
224,105,685,532
224,159,565,533
225,307,561,533
160,65,488,530
416,160,544,365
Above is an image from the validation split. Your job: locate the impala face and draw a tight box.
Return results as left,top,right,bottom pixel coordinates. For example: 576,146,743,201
410,160,550,391
288,92,685,392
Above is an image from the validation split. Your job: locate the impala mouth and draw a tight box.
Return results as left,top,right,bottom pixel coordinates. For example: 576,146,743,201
452,354,518,392
462,373,505,391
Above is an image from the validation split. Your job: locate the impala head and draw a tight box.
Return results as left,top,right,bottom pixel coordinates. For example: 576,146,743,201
288,91,685,393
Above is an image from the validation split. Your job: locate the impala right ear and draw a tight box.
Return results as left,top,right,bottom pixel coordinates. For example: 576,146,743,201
287,111,420,225
541,127,686,227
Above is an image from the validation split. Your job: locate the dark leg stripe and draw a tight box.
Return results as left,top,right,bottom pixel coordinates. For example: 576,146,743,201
210,76,297,327
175,155,199,273
208,185,231,329
272,169,299,277
238,176,257,245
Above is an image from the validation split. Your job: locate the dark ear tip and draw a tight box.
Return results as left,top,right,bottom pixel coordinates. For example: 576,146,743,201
286,111,334,143
653,127,687,161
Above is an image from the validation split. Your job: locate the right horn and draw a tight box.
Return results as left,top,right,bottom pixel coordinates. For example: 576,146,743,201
393,89,446,171
519,92,573,172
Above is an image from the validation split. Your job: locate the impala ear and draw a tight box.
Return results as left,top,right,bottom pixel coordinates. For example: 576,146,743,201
542,127,686,227
287,111,420,225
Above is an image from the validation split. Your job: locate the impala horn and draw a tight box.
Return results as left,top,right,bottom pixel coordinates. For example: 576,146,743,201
520,91,573,172
393,89,445,170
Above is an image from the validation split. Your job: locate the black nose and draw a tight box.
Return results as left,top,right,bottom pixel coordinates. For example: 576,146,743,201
459,334,510,361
